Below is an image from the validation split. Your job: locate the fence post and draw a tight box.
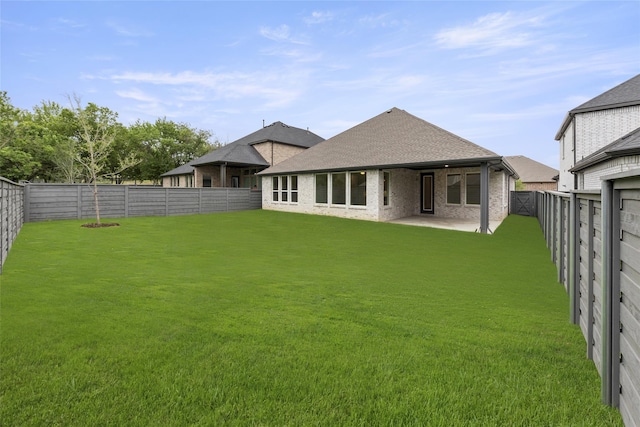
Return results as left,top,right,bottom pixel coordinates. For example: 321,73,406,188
600,179,621,407
124,186,129,218
569,192,579,324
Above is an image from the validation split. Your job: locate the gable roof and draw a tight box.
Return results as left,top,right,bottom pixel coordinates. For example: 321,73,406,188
505,156,558,183
190,121,324,167
261,108,512,176
160,159,198,177
570,126,640,172
556,74,640,140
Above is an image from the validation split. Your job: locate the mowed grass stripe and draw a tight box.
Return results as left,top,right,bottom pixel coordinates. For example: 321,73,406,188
0,211,622,425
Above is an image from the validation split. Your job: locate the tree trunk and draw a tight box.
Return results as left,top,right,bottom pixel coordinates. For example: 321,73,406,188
92,180,101,225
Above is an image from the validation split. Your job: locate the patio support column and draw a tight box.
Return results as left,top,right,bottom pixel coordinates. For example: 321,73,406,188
480,162,489,233
220,163,227,187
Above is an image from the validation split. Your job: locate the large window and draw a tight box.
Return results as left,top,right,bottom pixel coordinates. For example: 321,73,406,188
331,173,346,205
447,174,461,204
281,176,288,202
291,176,298,203
272,176,279,201
315,174,328,204
350,172,366,206
272,175,298,203
466,173,480,205
383,172,390,206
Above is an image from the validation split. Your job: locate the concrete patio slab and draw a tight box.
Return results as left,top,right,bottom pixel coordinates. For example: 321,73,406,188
387,216,504,233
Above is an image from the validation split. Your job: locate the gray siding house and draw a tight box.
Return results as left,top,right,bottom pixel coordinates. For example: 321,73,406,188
161,121,324,188
259,108,517,233
556,74,640,191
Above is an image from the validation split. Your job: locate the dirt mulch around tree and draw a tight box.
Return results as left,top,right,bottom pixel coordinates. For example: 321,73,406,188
81,223,120,228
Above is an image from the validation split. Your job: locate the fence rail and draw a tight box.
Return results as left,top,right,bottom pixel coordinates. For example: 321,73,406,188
536,169,640,427
0,177,24,274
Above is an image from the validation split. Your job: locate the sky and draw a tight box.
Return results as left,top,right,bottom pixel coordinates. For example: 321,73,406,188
2,1,639,169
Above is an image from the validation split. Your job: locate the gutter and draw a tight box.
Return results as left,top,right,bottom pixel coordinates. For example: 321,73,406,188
259,156,517,177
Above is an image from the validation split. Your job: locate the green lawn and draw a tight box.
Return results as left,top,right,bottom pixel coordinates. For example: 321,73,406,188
0,211,623,426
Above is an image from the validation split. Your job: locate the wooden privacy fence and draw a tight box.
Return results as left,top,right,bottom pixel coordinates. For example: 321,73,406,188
0,180,262,272
24,184,262,222
0,177,24,274
536,169,640,427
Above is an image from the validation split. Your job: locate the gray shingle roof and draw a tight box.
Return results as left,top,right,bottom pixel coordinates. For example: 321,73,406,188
260,108,503,175
504,156,558,183
556,74,640,140
571,126,640,172
190,121,324,167
160,159,197,177
572,74,640,113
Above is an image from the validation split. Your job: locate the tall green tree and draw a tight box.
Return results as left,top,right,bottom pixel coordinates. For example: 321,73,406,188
126,118,216,184
0,92,40,182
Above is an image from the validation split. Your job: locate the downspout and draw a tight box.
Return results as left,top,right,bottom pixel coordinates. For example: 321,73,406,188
573,118,578,190
480,162,489,234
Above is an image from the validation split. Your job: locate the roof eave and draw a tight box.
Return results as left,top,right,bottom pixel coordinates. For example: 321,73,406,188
259,156,512,177
556,100,640,141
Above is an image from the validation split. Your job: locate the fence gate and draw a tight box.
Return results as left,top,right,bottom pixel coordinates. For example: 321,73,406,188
511,191,536,216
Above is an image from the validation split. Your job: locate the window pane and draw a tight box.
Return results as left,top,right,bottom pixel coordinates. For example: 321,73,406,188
282,176,288,190
282,191,288,202
291,192,298,203
272,176,279,190
272,191,279,201
383,172,390,206
466,173,480,205
291,175,298,190
332,173,346,205
316,174,328,204
447,174,461,204
350,172,367,206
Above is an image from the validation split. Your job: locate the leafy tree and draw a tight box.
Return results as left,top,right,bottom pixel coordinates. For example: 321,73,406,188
126,118,216,184
0,92,40,182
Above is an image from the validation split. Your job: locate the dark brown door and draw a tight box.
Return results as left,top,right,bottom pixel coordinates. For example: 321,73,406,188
421,173,434,214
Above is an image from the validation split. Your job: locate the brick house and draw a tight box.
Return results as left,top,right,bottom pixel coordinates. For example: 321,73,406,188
505,155,558,191
161,121,324,188
259,108,518,233
556,74,640,191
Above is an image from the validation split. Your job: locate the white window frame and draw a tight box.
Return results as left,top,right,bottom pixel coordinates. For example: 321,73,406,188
465,172,481,205
446,173,461,205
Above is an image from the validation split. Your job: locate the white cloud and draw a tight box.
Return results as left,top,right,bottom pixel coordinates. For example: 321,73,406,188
358,13,401,29
259,24,308,44
115,88,160,103
96,69,307,110
56,18,86,29
304,11,335,25
106,20,154,37
434,11,545,54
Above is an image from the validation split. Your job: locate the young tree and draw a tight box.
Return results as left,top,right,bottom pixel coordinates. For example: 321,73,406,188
70,95,138,224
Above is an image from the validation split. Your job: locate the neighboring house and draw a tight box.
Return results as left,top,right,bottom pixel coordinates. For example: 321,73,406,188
570,126,640,184
259,108,518,233
555,74,640,191
161,121,324,188
505,155,558,191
